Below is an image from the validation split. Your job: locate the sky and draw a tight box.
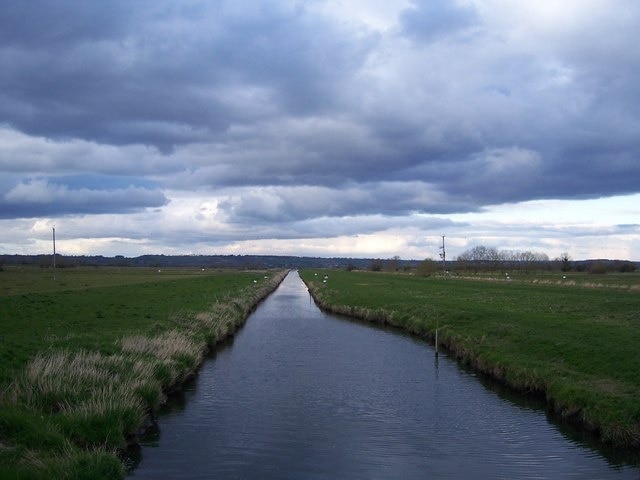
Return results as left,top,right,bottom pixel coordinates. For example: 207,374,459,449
1,0,639,261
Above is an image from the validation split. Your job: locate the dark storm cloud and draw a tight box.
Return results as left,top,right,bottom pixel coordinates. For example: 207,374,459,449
0,0,373,151
1,0,640,226
0,2,131,47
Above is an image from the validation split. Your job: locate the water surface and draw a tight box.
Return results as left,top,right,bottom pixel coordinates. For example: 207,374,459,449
129,271,638,479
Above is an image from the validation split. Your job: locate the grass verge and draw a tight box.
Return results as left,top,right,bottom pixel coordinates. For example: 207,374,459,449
0,267,287,479
300,269,640,450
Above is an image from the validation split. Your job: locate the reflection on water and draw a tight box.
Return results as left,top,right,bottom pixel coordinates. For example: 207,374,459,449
128,271,639,479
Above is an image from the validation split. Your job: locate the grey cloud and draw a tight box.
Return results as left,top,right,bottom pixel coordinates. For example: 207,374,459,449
0,128,179,176
167,117,396,189
0,179,168,219
218,182,478,225
1,0,640,227
161,212,462,246
439,147,545,205
0,1,374,151
49,203,462,248
0,1,132,47
399,0,479,42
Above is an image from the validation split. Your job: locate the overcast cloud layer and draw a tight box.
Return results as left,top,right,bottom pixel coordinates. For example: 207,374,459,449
1,0,639,260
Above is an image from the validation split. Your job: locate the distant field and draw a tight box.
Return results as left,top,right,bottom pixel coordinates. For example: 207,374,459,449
453,270,640,290
0,265,224,296
300,269,640,449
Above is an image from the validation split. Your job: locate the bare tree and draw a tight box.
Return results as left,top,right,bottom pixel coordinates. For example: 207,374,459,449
557,252,572,272
386,255,401,272
416,258,438,277
457,245,549,273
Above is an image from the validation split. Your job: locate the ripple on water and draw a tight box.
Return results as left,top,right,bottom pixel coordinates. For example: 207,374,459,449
130,272,639,480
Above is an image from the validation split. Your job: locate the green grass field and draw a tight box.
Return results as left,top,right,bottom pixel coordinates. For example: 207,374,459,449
0,266,285,479
0,267,265,384
300,269,640,449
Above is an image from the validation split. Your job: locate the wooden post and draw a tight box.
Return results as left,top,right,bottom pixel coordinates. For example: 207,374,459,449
435,317,439,358
52,227,56,281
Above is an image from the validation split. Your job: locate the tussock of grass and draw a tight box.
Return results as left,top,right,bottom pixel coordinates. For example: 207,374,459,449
0,269,288,479
11,444,124,480
9,351,148,412
6,350,149,450
122,330,199,360
121,330,203,384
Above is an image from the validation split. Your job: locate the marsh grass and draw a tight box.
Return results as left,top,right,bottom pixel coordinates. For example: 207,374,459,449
301,269,640,449
9,444,124,480
0,268,287,479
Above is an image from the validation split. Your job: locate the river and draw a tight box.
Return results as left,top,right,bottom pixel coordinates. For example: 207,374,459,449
128,271,638,479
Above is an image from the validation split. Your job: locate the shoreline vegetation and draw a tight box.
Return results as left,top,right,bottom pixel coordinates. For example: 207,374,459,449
300,269,640,453
0,267,287,479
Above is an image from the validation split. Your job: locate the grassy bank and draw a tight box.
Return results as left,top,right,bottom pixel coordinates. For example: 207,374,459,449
0,267,287,479
300,269,640,450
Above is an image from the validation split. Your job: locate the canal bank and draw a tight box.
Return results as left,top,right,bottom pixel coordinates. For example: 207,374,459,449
0,269,288,480
128,270,289,443
300,269,640,453
130,271,638,479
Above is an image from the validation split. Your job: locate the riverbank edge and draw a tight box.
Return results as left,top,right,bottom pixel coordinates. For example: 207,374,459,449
1,270,289,479
302,277,640,450
128,269,290,444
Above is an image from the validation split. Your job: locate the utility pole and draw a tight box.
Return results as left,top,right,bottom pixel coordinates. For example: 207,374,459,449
439,235,446,276
52,227,56,281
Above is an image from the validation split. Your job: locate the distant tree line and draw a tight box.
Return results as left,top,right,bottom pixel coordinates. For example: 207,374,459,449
451,246,636,274
366,257,436,275
572,259,637,274
3,252,635,275
0,254,420,271
358,247,639,276
368,256,416,273
455,246,549,273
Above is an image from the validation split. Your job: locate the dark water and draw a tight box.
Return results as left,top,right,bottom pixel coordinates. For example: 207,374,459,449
129,271,639,479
